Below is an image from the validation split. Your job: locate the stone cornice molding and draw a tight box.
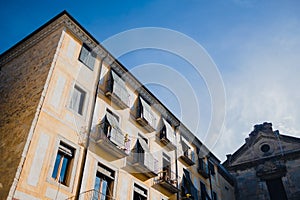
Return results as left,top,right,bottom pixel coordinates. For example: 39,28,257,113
256,160,287,180
227,149,300,171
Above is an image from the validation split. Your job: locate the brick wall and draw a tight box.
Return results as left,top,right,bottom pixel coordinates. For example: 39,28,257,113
0,28,63,199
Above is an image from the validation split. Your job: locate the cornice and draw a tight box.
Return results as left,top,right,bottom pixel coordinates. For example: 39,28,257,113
227,149,300,171
64,17,108,59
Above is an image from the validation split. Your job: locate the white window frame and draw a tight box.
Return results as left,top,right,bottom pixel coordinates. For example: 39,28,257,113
132,182,149,200
78,43,96,70
91,156,119,200
47,136,80,192
69,84,88,117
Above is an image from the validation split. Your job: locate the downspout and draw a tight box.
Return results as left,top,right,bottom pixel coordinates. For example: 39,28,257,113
208,158,213,200
175,125,180,200
75,52,107,199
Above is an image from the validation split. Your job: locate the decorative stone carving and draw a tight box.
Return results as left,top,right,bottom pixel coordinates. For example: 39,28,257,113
256,160,286,180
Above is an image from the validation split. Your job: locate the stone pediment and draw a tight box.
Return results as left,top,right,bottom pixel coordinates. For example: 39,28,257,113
224,122,300,168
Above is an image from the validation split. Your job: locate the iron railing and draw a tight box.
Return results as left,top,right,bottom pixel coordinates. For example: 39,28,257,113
66,189,115,200
198,159,209,178
133,151,159,174
91,122,130,153
179,148,195,162
155,170,178,187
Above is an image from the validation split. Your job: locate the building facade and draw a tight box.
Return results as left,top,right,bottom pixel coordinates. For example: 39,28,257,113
223,122,300,200
0,11,234,200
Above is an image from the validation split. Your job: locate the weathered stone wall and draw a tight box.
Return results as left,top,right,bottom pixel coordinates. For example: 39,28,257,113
218,173,235,200
231,169,269,200
0,27,63,199
285,159,300,200
230,158,300,200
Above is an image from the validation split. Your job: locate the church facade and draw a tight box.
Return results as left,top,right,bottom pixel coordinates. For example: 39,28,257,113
223,122,300,200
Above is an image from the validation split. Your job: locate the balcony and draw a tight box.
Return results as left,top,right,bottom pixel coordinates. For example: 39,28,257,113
66,189,115,200
91,121,130,159
153,171,180,195
159,134,176,151
104,71,129,109
124,138,158,179
179,148,195,166
198,160,209,179
158,119,176,150
133,97,156,132
130,152,158,178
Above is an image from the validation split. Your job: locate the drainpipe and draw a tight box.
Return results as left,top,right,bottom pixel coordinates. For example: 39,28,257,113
174,125,179,200
208,157,213,200
75,52,107,199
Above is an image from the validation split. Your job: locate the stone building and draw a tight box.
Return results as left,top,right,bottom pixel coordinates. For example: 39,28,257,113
0,11,234,200
223,122,300,200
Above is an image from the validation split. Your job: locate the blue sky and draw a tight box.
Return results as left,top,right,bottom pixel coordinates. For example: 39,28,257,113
2,0,300,161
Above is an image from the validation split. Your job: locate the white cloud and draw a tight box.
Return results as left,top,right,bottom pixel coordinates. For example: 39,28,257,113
213,19,300,161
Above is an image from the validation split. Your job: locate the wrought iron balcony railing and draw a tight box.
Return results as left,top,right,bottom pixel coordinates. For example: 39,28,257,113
66,189,115,200
198,160,209,179
131,151,158,178
154,170,180,194
179,148,195,166
91,122,130,158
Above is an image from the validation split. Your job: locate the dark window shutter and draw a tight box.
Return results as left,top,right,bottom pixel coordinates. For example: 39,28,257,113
87,54,95,70
79,44,95,70
208,161,215,175
79,45,89,63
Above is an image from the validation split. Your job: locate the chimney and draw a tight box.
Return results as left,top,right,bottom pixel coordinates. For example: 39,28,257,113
226,154,232,162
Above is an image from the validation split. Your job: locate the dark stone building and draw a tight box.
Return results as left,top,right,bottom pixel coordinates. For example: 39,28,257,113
223,122,300,200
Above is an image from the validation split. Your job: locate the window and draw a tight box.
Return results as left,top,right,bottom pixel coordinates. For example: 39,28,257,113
261,144,270,153
93,164,115,200
134,134,157,173
70,85,86,115
200,182,207,200
160,118,175,145
135,136,148,165
208,160,215,175
101,109,124,147
79,43,96,70
181,138,195,162
106,70,130,107
135,97,156,129
51,142,75,186
212,191,218,200
133,184,147,200
198,158,204,170
182,169,198,199
162,153,171,181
